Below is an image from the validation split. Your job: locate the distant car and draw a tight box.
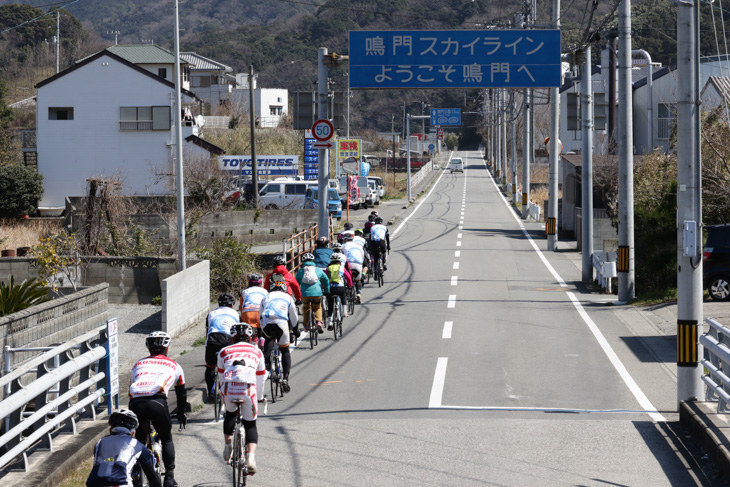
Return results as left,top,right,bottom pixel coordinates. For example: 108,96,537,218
449,157,464,173
368,176,385,198
365,180,380,206
304,187,343,219
704,224,730,301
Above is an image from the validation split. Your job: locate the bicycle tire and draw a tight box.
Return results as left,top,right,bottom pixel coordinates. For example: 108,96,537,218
213,378,222,422
232,419,246,487
269,350,277,403
275,350,284,398
336,296,343,338
347,288,355,315
378,260,384,287
332,296,340,340
308,307,315,349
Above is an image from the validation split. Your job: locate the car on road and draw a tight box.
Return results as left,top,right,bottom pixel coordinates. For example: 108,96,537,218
368,176,385,198
304,187,343,219
449,157,464,173
365,180,380,207
704,224,730,301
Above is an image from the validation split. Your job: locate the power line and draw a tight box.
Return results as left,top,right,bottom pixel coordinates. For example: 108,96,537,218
0,0,80,36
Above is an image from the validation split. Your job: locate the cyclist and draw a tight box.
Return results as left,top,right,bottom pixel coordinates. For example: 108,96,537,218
370,216,391,271
128,332,187,487
204,293,239,403
263,255,302,302
86,409,162,487
259,279,298,392
327,252,353,321
337,222,355,244
240,274,268,335
295,252,330,334
342,234,369,304
362,213,376,238
218,323,266,474
312,236,334,269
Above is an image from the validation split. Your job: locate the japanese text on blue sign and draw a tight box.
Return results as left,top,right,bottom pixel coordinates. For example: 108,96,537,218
349,30,561,89
431,108,461,126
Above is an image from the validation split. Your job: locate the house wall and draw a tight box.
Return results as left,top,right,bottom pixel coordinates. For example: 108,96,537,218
136,63,174,83
36,54,196,208
229,88,288,127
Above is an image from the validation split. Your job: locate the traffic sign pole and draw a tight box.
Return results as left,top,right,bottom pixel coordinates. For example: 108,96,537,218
317,48,329,239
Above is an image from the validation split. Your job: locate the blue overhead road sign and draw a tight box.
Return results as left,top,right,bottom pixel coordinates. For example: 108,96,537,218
431,108,461,126
349,30,561,89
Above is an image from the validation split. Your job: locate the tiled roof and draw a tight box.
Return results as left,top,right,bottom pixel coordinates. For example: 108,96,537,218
707,76,730,102
180,52,232,72
106,44,189,65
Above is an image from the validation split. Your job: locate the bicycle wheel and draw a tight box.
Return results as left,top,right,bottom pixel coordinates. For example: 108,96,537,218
378,260,384,287
308,307,315,349
232,421,246,487
269,350,277,403
334,296,343,339
347,288,355,315
275,350,284,398
213,378,222,422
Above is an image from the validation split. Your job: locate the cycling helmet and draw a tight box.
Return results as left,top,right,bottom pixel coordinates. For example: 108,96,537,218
109,409,139,430
231,322,254,342
368,214,375,222
218,293,236,308
248,273,262,286
343,222,354,230
331,242,343,252
316,236,329,248
354,228,363,236
374,216,384,224
302,252,315,262
370,210,379,216
331,252,346,263
342,234,353,242
145,331,171,352
272,255,286,267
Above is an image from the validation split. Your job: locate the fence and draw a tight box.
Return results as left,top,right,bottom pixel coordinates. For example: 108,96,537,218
0,284,108,374
408,160,434,191
280,217,334,272
0,325,109,473
701,318,730,413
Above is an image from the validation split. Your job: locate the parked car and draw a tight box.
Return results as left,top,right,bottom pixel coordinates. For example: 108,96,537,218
704,224,730,301
365,180,380,206
449,157,464,173
304,187,343,219
363,155,381,167
367,176,385,198
223,178,266,205
258,178,317,209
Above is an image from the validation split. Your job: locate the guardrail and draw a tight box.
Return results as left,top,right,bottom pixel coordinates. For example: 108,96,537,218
701,318,730,413
592,251,617,292
409,159,434,190
514,189,542,221
280,216,334,272
0,325,109,473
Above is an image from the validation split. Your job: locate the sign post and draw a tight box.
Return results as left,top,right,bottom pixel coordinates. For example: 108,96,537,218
312,113,334,238
105,317,119,414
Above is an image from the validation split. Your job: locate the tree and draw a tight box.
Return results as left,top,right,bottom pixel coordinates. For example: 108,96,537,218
0,276,50,317
195,237,259,299
0,163,44,218
32,231,82,294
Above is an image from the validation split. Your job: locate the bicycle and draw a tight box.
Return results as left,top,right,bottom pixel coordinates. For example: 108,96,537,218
373,253,384,288
211,374,222,422
346,285,356,316
331,294,344,340
230,397,267,487
131,422,163,487
268,343,285,402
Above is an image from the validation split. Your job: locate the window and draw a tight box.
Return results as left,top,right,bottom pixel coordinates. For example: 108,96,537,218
191,75,211,88
120,106,170,131
285,184,309,195
49,107,74,120
657,103,677,140
277,97,282,102
270,106,283,116
158,68,167,79
261,184,280,195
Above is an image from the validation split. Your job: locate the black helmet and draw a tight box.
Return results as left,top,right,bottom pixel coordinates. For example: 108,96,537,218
344,222,353,230
109,408,139,430
374,217,383,224
316,236,329,247
302,252,315,262
248,273,263,286
272,255,286,267
218,293,236,308
231,322,254,342
370,210,379,216
368,214,375,222
145,331,171,353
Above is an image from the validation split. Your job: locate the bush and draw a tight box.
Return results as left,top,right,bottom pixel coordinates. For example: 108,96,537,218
195,237,260,299
0,276,50,317
0,164,44,218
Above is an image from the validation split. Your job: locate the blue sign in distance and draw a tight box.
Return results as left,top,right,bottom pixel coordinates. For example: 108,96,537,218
431,108,461,126
304,135,318,180
349,30,561,89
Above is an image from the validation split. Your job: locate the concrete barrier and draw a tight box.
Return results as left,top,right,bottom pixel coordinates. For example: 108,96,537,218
161,260,210,337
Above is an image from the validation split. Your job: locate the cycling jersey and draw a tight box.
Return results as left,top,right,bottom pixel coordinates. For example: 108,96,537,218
217,342,266,392
312,247,334,268
86,427,161,487
206,306,239,337
240,287,268,313
371,224,388,242
129,355,185,399
342,241,365,265
260,290,298,326
352,235,368,249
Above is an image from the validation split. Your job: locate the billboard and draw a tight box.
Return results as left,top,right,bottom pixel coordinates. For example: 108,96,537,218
218,155,299,176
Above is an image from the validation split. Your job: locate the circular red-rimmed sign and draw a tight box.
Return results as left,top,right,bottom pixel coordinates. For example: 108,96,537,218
312,119,334,142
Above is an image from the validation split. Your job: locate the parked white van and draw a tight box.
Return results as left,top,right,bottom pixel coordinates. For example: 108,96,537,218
259,178,317,209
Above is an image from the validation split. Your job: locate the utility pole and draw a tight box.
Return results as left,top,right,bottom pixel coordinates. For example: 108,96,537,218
510,92,518,205
317,47,329,239
173,0,186,271
547,0,561,247
407,114,412,201
248,65,258,208
581,45,594,282
522,87,530,218
618,0,635,300
676,0,703,406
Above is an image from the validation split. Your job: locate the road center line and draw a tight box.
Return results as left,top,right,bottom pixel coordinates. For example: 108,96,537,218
429,357,448,407
456,241,462,246
457,233,463,238
455,250,461,257
442,321,453,339
451,276,458,285
453,262,460,269
447,295,456,308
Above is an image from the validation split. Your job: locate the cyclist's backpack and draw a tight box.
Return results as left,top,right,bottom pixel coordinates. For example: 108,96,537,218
270,273,287,291
328,262,342,284
302,265,319,285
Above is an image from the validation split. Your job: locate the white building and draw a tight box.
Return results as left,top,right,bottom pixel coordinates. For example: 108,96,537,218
180,52,234,114
230,75,288,128
34,46,223,211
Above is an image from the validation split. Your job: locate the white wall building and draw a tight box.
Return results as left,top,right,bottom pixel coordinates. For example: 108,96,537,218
34,47,222,210
230,75,288,128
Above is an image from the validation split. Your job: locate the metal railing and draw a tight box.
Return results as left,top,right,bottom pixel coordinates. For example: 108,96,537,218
0,325,109,473
592,251,618,291
280,216,334,272
701,318,730,413
409,159,433,190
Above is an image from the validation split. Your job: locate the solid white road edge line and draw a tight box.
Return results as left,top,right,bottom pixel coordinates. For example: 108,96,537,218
483,159,666,423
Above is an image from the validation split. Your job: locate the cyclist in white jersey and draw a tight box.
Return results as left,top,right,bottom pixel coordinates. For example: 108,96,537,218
128,332,187,487
342,234,370,303
205,293,239,403
240,274,268,335
259,280,298,392
370,216,391,270
218,323,266,474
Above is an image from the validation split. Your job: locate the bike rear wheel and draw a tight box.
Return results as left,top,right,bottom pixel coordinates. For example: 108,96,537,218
231,419,246,486
377,260,384,287
213,378,222,422
307,307,316,349
335,296,343,338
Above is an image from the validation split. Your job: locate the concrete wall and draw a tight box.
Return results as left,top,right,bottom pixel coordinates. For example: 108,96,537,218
161,260,209,337
195,209,318,246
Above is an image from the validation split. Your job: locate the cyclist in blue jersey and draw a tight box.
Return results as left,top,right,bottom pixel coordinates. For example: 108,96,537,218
259,279,298,392
204,293,239,403
86,409,162,487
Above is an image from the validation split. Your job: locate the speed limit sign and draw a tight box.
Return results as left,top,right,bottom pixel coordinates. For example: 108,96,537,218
312,119,334,142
